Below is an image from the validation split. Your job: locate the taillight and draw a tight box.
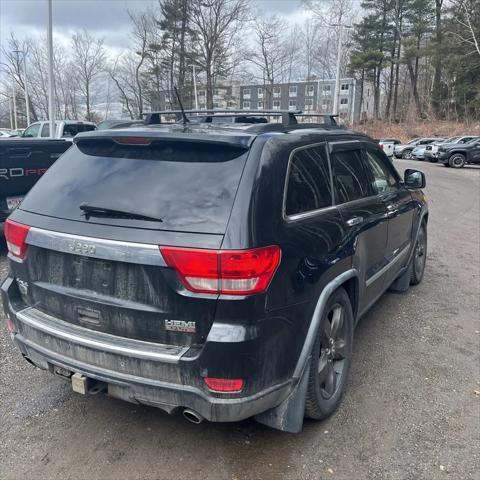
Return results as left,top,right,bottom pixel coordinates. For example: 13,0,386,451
204,377,244,393
4,219,30,259
160,245,281,295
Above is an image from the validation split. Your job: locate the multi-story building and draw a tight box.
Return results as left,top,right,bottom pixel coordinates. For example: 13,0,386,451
152,80,240,111
239,79,362,122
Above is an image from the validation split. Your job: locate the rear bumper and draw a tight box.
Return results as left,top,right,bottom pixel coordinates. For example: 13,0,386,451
1,277,292,422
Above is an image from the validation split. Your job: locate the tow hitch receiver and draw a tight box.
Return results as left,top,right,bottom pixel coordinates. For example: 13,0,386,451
72,372,88,394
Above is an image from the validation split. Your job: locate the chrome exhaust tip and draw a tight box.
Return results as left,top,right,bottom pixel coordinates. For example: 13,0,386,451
182,408,204,424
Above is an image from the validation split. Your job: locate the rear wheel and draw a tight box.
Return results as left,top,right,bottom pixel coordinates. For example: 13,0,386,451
305,287,353,420
411,222,427,285
402,149,413,160
449,154,466,168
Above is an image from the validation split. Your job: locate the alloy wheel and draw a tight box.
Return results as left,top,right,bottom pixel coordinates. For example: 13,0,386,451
318,304,348,399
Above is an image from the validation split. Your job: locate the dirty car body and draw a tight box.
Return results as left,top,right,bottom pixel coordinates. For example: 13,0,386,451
2,118,428,432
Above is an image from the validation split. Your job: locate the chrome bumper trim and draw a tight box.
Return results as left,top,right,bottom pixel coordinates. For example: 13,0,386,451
16,307,187,363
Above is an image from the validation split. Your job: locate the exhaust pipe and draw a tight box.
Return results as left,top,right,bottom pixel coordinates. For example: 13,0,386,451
182,408,204,424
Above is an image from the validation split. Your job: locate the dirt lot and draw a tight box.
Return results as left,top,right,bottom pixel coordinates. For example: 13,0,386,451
0,160,479,480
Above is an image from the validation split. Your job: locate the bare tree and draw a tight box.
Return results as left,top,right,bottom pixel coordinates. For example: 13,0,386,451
71,30,106,121
190,0,249,109
248,15,288,109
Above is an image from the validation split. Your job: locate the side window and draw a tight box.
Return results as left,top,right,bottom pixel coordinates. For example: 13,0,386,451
22,123,40,138
364,148,399,194
285,144,333,217
330,148,370,203
41,124,50,137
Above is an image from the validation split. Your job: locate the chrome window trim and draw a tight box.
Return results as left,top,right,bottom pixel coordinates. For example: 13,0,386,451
365,242,411,287
282,142,335,222
16,307,188,363
27,227,166,266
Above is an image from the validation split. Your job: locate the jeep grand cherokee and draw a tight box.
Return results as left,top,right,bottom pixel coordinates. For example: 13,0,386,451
2,115,428,432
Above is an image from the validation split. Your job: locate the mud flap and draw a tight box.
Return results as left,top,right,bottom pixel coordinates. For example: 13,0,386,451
254,360,311,433
389,262,412,292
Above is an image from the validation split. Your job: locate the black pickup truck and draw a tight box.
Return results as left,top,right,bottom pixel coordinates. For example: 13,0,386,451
437,138,480,168
0,140,72,233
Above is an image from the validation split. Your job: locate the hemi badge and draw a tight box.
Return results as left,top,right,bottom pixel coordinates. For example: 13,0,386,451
165,319,196,333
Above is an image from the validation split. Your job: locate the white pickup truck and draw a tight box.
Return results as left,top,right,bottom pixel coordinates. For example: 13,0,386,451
19,120,96,140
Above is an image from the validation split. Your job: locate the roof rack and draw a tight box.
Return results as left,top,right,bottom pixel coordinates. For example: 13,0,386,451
143,110,339,127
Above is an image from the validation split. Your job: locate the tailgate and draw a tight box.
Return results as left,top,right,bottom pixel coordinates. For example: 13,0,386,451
0,139,71,197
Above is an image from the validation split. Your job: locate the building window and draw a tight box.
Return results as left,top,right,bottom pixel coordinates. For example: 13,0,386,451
199,90,205,97
214,89,220,96
340,98,349,105
289,100,296,110
305,99,314,110
243,88,251,98
306,84,315,96
213,102,220,108
257,101,263,109
273,100,281,109
289,85,297,97
243,101,250,109
322,85,331,95
273,86,281,98
258,87,264,98
321,99,329,111
341,83,349,91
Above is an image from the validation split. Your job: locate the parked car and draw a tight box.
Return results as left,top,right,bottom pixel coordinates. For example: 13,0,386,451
424,137,460,162
378,139,401,158
394,138,437,159
412,139,444,160
426,135,479,163
19,120,96,139
2,113,428,433
437,138,480,168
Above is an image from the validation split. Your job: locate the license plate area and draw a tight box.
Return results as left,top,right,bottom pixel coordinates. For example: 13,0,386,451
6,195,24,210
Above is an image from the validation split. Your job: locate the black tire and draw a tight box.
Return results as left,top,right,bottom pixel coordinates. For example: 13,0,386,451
429,157,438,163
411,222,427,285
305,287,353,420
402,149,413,159
449,153,466,168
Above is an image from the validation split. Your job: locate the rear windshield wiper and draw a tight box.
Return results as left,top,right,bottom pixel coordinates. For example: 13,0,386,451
79,203,163,223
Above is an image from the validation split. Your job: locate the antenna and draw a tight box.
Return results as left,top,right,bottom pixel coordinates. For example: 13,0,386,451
173,86,189,125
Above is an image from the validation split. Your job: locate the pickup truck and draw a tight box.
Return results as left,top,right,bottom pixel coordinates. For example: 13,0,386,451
0,121,97,233
0,139,72,233
19,120,96,139
437,138,480,168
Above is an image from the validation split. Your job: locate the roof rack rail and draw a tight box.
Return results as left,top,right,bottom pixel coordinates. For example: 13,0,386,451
143,110,339,127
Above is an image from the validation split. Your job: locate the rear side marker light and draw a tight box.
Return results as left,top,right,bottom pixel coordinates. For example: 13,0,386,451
4,219,30,259
160,245,281,295
204,378,244,393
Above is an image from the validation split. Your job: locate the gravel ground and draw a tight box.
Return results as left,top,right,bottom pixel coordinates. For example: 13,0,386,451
0,160,479,480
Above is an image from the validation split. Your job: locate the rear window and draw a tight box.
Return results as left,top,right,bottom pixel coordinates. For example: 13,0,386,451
19,139,249,234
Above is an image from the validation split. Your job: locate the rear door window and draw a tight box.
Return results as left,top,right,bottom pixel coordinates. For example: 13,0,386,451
330,147,370,203
19,138,249,234
284,144,333,217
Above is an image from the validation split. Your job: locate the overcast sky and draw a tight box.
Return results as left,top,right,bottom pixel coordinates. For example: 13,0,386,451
0,0,310,53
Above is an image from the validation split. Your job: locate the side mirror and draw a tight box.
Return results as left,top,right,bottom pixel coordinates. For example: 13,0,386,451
404,169,425,189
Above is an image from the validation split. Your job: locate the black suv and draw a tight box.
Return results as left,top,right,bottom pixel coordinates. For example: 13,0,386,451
437,137,480,168
1,113,428,433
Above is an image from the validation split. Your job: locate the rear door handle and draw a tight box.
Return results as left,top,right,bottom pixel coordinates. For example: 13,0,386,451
346,216,364,227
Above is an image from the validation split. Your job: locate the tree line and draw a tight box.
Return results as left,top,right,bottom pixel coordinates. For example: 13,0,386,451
0,0,478,127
